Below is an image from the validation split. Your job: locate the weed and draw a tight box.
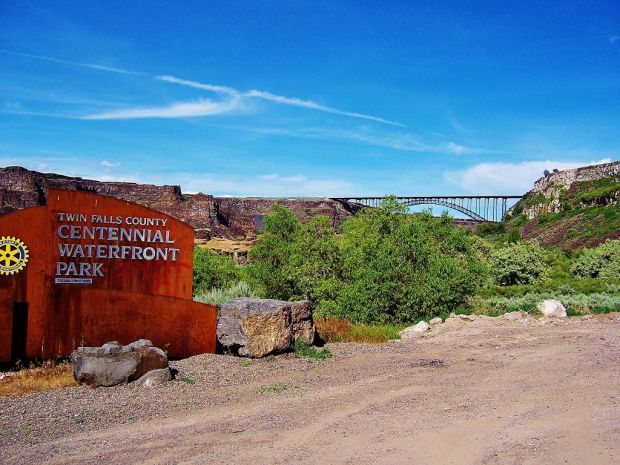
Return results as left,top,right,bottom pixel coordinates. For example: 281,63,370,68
566,307,585,317
259,383,287,394
0,360,76,398
238,360,252,368
74,418,84,425
293,339,332,360
315,318,403,343
178,374,195,385
20,424,31,434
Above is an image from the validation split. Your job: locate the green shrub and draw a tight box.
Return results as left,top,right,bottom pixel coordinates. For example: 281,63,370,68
293,339,332,360
571,240,620,279
245,208,343,316
474,292,620,315
336,204,487,324
193,247,241,296
246,200,487,325
194,281,255,306
488,241,548,286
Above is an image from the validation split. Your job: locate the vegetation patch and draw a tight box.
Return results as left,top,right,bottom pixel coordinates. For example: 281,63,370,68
293,339,332,360
0,361,76,397
316,318,403,343
259,383,288,394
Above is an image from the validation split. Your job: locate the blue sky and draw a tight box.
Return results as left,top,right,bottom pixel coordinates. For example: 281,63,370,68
1,0,618,197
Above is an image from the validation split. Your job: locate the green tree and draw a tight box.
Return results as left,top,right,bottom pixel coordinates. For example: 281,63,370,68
571,240,620,279
193,247,241,296
488,241,548,286
244,205,299,300
337,202,487,323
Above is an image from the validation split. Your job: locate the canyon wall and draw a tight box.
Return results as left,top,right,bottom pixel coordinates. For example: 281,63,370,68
0,166,361,240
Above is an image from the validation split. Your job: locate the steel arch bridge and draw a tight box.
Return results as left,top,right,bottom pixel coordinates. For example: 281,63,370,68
332,196,523,222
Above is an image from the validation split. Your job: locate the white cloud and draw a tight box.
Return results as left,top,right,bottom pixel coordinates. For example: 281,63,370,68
81,97,242,120
234,125,481,154
172,172,356,197
445,159,612,195
1,50,144,75
157,75,404,126
100,160,120,168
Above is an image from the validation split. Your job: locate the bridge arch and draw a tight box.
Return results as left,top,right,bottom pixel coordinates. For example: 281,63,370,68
332,196,523,222
402,199,485,221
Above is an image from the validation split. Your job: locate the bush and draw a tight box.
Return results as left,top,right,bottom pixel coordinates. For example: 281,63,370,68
571,240,620,279
193,247,241,296
488,241,548,286
336,201,487,323
194,281,255,306
245,208,342,315
472,292,620,315
246,201,487,325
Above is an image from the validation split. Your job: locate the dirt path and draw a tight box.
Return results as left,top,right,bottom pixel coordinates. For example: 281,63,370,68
2,314,619,464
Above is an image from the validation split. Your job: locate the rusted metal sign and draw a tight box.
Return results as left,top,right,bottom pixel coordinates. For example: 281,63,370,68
0,189,216,362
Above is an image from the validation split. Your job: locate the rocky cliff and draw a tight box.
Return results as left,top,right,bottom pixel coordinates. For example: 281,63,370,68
0,166,362,241
521,161,620,219
507,160,620,248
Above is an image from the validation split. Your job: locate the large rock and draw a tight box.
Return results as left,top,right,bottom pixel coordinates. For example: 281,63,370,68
71,339,168,387
537,299,567,318
217,298,316,358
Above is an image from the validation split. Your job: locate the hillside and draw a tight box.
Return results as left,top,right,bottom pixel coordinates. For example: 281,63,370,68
506,160,620,248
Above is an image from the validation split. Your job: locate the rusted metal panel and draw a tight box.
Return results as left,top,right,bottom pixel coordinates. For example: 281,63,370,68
0,189,216,362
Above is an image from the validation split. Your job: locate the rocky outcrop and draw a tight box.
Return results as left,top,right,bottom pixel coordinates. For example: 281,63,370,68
217,298,316,357
520,161,620,220
70,339,169,387
0,166,361,240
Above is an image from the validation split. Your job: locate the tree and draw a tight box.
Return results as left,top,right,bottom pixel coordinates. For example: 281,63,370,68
488,241,548,285
336,202,487,323
193,247,241,296
571,240,620,279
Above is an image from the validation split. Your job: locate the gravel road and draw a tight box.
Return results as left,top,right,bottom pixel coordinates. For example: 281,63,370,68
1,313,619,465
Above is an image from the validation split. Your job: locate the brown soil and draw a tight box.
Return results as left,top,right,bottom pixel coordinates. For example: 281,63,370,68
1,314,619,464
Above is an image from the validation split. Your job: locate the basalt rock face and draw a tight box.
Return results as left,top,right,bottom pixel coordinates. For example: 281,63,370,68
521,161,620,220
507,160,620,248
0,166,360,240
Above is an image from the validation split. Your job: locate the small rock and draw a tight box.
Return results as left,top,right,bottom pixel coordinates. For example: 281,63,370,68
503,311,527,321
458,314,477,321
537,299,567,318
429,317,443,326
123,339,154,351
135,368,171,388
100,341,123,354
581,314,594,320
400,321,430,338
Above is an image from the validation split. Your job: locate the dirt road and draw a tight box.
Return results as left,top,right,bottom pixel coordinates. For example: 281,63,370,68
2,313,619,464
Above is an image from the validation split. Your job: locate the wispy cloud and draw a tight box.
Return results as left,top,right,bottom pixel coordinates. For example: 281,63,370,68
5,51,403,126
81,97,242,120
1,50,145,75
229,125,481,155
157,75,405,127
444,158,613,195
174,172,356,197
610,35,620,44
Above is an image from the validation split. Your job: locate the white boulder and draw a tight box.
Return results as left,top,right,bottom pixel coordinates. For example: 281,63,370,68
537,299,567,318
429,317,443,326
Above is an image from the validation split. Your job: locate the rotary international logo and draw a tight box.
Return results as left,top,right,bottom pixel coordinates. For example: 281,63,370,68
0,236,29,275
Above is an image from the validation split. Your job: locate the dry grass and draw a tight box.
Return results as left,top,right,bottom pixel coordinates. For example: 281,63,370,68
316,318,403,343
0,361,77,397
